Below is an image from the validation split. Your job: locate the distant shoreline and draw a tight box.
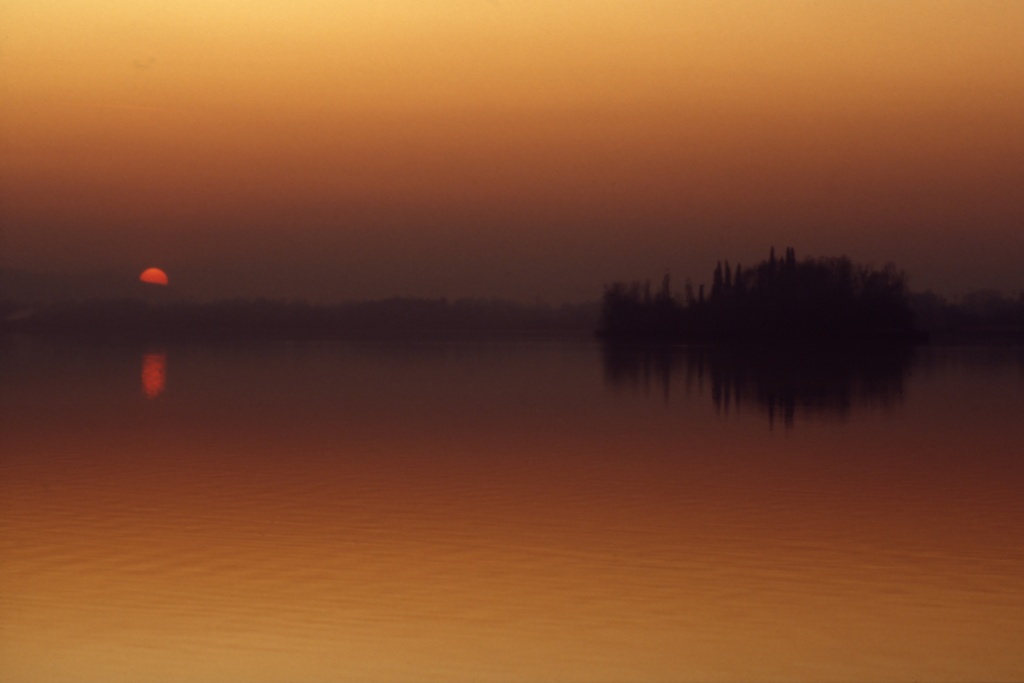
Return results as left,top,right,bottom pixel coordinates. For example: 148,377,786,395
2,301,1020,346
0,297,600,342
3,248,1022,346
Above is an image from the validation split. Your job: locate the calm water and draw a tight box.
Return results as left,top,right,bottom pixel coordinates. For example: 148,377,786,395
2,336,1023,682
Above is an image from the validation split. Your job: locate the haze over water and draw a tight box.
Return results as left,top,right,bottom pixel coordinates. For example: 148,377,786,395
2,337,1023,682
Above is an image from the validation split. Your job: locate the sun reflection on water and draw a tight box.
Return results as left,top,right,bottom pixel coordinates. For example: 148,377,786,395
141,352,167,399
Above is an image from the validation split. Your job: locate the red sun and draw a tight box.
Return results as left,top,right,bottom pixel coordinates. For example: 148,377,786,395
139,267,169,286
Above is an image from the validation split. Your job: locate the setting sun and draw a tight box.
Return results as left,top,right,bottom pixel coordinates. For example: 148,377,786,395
139,267,169,286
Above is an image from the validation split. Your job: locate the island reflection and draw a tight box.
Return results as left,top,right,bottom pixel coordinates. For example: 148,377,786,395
602,343,916,427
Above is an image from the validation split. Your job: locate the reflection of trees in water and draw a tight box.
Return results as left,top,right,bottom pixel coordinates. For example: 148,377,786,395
602,343,915,428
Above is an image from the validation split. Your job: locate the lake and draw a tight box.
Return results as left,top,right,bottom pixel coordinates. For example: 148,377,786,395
2,335,1023,682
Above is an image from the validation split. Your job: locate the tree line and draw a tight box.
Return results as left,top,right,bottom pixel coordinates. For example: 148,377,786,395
600,247,921,343
0,297,599,340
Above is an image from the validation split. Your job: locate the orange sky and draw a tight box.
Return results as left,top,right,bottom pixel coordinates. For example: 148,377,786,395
2,1,1023,300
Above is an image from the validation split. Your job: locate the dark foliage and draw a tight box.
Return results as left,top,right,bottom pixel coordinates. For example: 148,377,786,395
600,248,922,343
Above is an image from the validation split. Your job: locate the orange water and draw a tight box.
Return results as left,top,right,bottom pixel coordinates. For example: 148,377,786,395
2,339,1023,682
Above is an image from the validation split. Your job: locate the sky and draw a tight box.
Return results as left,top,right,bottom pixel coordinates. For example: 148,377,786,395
2,0,1023,302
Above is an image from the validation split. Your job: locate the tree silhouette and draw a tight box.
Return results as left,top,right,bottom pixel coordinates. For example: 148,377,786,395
600,247,923,343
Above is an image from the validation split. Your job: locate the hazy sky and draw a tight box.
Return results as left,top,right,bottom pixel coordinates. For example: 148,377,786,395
2,0,1022,301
